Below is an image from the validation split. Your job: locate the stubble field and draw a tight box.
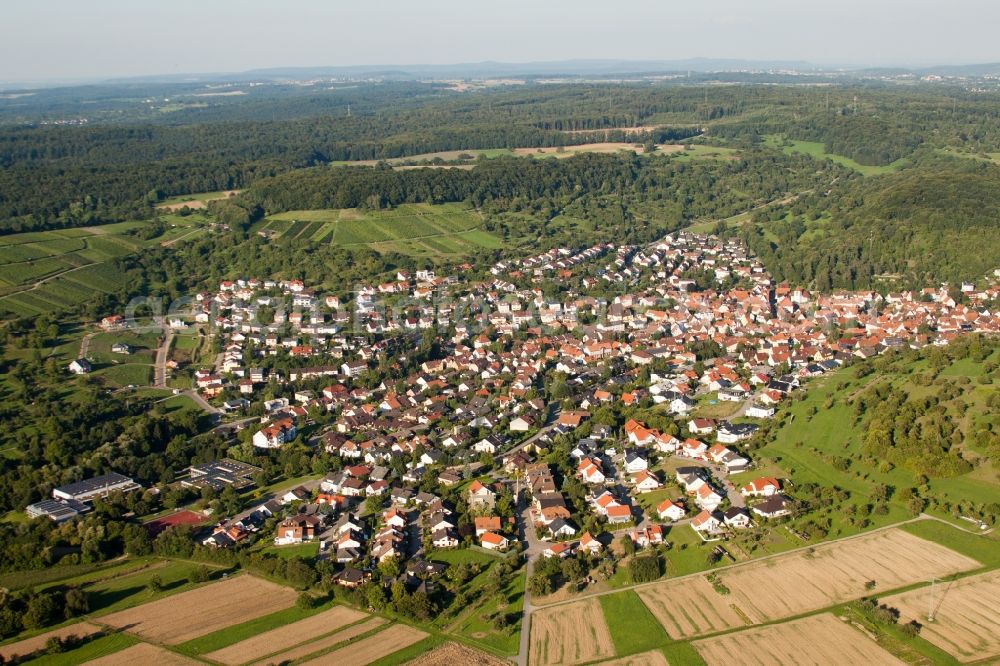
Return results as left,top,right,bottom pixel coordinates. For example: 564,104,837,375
98,575,297,644
883,569,1000,662
638,575,750,639
246,617,387,666
296,623,429,666
204,604,367,665
82,642,200,665
595,650,670,666
716,528,979,623
0,622,102,661
529,598,615,665
693,613,904,665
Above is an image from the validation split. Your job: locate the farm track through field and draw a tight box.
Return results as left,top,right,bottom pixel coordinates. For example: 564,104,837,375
515,515,990,665
0,261,99,300
0,237,89,264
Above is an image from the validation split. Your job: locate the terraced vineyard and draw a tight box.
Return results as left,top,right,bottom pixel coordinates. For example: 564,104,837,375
256,203,504,258
0,216,206,318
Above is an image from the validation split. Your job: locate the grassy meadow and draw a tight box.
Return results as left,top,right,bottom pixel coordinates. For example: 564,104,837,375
764,134,907,175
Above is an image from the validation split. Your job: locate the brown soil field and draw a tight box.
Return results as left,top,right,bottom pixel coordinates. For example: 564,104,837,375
717,528,979,623
246,616,386,666
883,569,1000,662
693,613,904,666
297,623,428,666
0,622,102,661
99,575,297,644
205,605,367,665
404,640,512,666
529,598,615,665
595,649,670,666
82,642,201,665
638,575,750,639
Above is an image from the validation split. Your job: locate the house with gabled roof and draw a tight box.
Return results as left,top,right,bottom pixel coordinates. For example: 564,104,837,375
656,498,686,522
691,510,722,535
468,480,497,510
741,477,781,498
632,469,662,493
480,531,509,551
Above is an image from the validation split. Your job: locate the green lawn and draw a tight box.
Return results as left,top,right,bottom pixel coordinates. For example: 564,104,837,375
599,590,671,655
93,362,153,388
755,350,1000,532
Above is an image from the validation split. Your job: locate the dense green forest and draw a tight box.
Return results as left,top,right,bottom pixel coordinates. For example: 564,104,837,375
4,81,1000,237
740,156,1000,289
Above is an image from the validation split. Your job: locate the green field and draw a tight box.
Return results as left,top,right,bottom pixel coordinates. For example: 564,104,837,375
599,590,671,656
257,203,504,259
764,134,907,175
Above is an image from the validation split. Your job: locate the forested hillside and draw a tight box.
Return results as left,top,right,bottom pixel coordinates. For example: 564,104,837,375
742,157,1000,289
0,80,999,290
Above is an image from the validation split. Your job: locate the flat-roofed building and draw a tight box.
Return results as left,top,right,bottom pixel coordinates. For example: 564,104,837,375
52,473,141,502
26,498,91,522
183,459,260,491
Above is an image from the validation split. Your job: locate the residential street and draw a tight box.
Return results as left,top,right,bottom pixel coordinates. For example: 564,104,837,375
514,493,544,666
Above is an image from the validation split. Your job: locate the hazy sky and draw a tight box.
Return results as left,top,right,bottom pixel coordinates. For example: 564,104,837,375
2,0,998,82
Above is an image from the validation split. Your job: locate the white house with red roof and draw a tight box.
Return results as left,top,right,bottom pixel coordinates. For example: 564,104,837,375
656,498,686,522
741,477,781,498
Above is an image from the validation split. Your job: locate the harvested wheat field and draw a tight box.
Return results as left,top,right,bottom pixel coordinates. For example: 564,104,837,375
404,640,512,666
638,575,750,639
529,598,615,665
297,623,428,666
717,529,978,623
595,649,670,666
0,622,102,661
99,575,297,644
694,613,904,666
247,617,386,666
883,570,1000,662
205,604,367,665
82,642,200,665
